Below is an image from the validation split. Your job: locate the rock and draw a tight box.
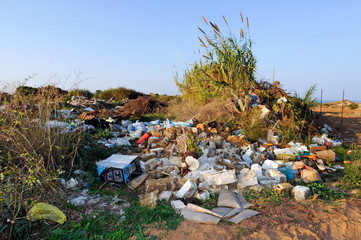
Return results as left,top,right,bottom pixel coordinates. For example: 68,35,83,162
139,190,159,207
293,161,305,170
171,200,186,213
195,191,210,201
273,183,293,194
251,163,263,177
259,179,278,189
176,180,197,199
237,170,258,189
144,158,159,171
292,186,310,201
203,170,237,186
250,184,263,192
159,191,173,203
169,156,183,167
315,150,336,162
262,160,280,170
301,167,321,183
185,156,200,171
145,178,172,193
268,169,287,183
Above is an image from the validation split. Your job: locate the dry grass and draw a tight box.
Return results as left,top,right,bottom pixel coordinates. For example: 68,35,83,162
0,86,82,238
167,99,237,124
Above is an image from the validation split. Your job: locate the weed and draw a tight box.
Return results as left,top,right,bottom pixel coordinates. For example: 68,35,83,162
94,87,144,102
300,182,346,201
201,193,218,209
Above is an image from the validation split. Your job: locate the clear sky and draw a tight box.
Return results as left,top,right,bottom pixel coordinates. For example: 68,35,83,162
1,1,360,100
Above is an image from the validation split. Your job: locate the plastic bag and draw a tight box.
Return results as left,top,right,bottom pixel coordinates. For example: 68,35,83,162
27,202,66,224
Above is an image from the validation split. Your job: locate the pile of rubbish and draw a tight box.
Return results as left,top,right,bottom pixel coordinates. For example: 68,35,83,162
68,96,111,109
79,117,343,224
42,102,344,224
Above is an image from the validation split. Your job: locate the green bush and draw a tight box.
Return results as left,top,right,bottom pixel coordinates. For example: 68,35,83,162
94,87,144,101
67,89,94,99
176,14,256,102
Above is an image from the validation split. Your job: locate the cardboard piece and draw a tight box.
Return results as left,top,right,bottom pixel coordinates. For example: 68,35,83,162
309,145,327,153
227,209,259,224
182,205,220,225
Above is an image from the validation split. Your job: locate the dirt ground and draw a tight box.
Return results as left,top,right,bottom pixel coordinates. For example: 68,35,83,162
148,199,361,240
146,102,361,240
315,102,361,145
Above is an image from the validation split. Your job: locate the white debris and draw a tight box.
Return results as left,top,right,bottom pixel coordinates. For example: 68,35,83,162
176,180,197,199
292,186,310,201
185,156,200,171
203,170,237,186
262,160,280,170
171,200,186,213
237,169,258,189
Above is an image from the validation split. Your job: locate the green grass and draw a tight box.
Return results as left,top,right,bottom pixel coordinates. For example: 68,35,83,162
50,200,183,240
299,182,346,201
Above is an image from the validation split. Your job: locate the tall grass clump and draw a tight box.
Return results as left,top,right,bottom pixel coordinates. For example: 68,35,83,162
0,86,82,239
176,13,257,102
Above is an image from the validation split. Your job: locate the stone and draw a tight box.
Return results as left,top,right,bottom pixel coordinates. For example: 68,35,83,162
144,158,159,171
262,160,280,170
273,183,293,194
171,200,186,213
139,190,159,207
293,161,305,170
259,179,278,189
268,169,287,183
301,167,321,183
315,150,336,162
292,186,310,201
250,184,263,192
203,170,237,186
195,191,210,201
185,156,200,171
169,156,183,167
237,170,258,189
176,180,197,199
145,178,172,193
159,191,173,203
251,163,263,177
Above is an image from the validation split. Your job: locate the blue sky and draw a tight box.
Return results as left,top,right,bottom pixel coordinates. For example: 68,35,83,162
0,1,360,100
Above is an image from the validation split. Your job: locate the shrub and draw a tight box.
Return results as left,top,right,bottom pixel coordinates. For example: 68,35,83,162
67,89,94,99
94,87,144,102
